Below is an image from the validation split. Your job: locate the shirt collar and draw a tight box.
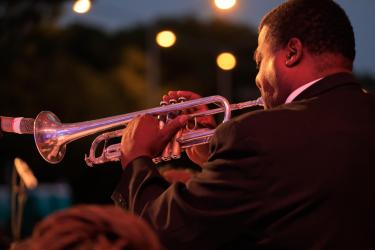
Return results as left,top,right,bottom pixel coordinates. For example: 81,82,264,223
285,78,323,104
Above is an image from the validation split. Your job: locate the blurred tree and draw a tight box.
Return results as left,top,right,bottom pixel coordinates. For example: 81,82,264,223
111,46,149,108
152,17,260,100
0,0,66,78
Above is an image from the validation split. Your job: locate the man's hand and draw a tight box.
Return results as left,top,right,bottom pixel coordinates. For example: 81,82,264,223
163,90,216,167
163,91,216,129
120,114,187,169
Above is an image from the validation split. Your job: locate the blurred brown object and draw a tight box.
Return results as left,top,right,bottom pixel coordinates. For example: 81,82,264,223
160,167,196,184
13,205,162,250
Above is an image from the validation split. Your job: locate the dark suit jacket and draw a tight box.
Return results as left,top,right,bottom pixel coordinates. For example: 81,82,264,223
112,73,375,250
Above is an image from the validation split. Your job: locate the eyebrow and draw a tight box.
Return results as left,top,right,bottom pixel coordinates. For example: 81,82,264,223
253,49,262,69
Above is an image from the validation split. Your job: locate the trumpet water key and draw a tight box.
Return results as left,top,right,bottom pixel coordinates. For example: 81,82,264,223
32,95,263,166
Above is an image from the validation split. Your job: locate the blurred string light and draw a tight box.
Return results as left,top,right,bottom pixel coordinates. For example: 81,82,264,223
73,0,92,14
214,0,237,10
217,52,237,70
156,30,177,48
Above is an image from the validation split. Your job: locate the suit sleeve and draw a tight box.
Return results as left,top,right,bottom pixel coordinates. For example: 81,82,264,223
112,120,266,250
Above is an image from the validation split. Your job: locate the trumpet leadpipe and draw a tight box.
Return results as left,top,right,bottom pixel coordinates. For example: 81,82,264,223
187,97,264,119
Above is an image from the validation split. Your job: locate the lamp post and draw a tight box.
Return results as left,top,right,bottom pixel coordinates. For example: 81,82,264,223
216,52,237,101
147,29,176,106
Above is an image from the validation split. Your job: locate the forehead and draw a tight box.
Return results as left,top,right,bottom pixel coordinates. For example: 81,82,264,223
254,26,270,60
257,26,269,50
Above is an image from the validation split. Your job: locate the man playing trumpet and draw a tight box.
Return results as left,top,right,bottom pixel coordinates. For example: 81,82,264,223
112,0,375,249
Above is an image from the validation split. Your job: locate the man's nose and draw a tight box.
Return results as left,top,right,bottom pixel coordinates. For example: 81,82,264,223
255,76,262,90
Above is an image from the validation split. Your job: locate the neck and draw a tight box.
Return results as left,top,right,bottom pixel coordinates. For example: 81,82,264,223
289,54,352,93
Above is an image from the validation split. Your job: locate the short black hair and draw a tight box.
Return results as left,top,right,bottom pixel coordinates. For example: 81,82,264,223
259,0,355,62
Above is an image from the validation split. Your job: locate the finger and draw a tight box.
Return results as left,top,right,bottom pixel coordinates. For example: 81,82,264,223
167,91,179,101
160,115,188,142
162,90,178,103
198,118,217,128
175,91,208,112
162,95,170,103
121,116,138,145
172,90,205,113
176,90,201,100
139,114,159,126
122,115,139,136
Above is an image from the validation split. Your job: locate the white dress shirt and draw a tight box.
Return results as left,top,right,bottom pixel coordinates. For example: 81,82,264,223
285,78,323,104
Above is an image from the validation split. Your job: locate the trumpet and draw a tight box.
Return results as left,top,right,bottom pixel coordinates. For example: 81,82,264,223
33,95,263,166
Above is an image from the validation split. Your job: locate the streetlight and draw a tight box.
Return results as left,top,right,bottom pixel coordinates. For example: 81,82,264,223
73,0,92,14
156,30,177,48
216,52,237,100
214,0,237,10
217,52,237,70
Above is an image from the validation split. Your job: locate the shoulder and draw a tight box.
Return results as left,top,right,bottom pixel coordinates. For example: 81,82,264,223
217,102,308,136
210,101,315,156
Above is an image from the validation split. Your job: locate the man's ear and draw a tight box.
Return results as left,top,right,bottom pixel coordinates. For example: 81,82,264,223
285,38,303,67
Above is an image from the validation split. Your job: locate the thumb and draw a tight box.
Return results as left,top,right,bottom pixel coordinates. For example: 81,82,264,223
160,115,188,142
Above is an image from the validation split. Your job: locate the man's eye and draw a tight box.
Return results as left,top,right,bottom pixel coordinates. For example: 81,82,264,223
256,60,261,69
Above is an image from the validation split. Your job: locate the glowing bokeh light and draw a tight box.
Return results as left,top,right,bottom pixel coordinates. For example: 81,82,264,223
73,0,92,14
214,0,237,10
217,52,237,70
156,30,177,48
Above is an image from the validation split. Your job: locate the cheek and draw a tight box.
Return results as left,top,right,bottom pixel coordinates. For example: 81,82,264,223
256,60,277,91
265,59,278,87
255,59,279,108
